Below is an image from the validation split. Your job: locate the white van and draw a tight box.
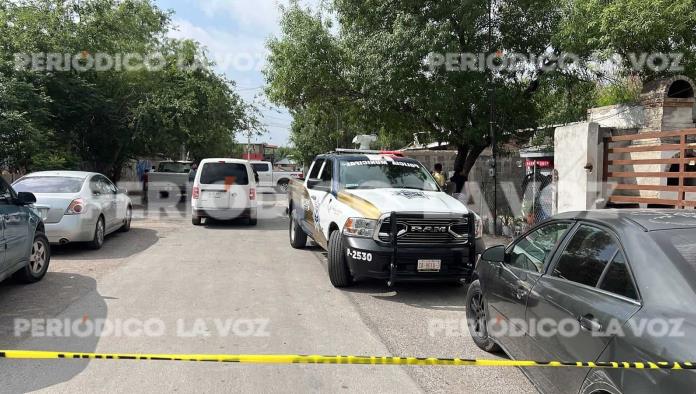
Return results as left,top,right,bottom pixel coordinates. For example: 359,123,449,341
191,159,257,226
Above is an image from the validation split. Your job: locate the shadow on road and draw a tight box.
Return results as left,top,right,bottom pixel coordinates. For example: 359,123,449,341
344,280,469,312
0,272,106,391
311,250,469,312
52,228,159,260
203,217,289,231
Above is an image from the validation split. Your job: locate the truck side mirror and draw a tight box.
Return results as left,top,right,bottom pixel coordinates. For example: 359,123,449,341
307,178,330,192
307,178,321,189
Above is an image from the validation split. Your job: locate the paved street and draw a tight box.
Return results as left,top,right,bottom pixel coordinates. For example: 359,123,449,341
0,198,536,393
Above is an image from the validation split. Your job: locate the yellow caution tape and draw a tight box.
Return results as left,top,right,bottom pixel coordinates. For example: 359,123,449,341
0,351,694,369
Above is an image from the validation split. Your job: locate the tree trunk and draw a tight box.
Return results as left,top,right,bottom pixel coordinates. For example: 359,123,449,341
451,143,488,193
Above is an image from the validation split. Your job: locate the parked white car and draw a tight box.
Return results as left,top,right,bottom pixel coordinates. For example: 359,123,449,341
250,161,303,193
12,171,132,249
191,159,258,226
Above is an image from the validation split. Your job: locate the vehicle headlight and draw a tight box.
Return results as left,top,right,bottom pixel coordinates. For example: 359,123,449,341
343,217,378,238
474,214,483,239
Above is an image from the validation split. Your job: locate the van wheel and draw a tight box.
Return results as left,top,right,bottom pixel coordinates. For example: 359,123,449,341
466,280,501,353
17,232,50,283
248,209,258,226
328,230,352,288
88,217,105,250
289,209,307,249
192,214,202,226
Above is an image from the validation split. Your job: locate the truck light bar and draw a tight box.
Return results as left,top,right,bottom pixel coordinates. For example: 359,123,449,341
334,148,404,157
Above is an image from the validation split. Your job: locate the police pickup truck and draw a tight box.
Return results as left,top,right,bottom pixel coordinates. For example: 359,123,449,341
288,150,484,287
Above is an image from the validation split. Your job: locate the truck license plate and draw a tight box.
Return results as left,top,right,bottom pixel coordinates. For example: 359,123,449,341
417,259,441,272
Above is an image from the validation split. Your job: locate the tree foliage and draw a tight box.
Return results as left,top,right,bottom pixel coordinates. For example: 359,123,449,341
266,1,559,190
0,0,257,180
265,0,696,190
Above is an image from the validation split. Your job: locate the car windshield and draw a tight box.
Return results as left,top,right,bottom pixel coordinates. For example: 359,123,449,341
199,163,249,185
13,176,84,193
157,162,192,173
339,159,439,191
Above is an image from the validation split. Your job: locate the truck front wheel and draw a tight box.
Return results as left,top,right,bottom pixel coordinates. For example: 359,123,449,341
289,209,307,248
328,230,353,288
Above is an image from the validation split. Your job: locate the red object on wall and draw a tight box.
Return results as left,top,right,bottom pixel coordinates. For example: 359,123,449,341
242,153,264,160
525,159,553,169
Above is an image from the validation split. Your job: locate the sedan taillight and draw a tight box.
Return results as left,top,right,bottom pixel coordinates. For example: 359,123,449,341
192,186,200,199
65,198,85,215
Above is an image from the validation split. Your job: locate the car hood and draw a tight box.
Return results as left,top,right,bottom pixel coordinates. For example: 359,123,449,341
340,189,469,217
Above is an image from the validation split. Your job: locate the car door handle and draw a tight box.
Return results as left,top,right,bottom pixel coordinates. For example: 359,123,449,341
579,315,602,332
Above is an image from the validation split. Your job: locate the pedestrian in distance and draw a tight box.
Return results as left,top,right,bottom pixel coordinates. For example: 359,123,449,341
432,163,446,189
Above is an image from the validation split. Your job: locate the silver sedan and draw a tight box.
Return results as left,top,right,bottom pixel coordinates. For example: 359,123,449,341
12,171,132,249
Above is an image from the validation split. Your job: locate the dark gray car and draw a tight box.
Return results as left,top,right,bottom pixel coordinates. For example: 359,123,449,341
0,177,50,283
467,209,696,394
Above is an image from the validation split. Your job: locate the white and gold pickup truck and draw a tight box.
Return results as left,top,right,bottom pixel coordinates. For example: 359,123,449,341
288,149,484,287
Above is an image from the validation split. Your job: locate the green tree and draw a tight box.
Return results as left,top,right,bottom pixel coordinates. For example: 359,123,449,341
266,1,696,192
266,2,558,192
0,0,257,179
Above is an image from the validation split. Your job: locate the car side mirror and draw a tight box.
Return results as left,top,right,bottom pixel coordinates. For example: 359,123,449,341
481,245,506,263
15,192,36,205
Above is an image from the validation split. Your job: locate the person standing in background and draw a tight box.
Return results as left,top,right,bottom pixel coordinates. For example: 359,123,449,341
432,163,446,189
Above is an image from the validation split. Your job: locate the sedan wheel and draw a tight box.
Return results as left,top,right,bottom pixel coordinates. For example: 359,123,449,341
16,232,50,283
88,217,105,250
465,280,501,353
119,206,132,232
29,239,47,274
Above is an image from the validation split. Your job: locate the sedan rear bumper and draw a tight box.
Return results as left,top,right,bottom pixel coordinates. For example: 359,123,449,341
45,215,98,244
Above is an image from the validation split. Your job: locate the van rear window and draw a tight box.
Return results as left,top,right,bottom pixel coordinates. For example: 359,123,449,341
199,163,249,185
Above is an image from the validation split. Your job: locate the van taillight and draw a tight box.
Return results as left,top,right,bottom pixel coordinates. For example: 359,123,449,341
249,188,256,201
192,186,200,199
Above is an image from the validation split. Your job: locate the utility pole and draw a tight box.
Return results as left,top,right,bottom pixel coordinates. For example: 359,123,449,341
488,0,498,236
246,130,252,160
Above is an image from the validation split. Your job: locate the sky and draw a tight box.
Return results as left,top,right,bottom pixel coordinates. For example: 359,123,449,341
155,0,322,146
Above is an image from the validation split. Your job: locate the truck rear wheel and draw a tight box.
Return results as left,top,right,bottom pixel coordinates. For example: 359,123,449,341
289,209,307,249
276,180,289,193
328,230,352,288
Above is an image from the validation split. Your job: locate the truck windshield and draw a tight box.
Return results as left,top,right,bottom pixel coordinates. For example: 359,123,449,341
158,162,192,173
339,159,439,191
